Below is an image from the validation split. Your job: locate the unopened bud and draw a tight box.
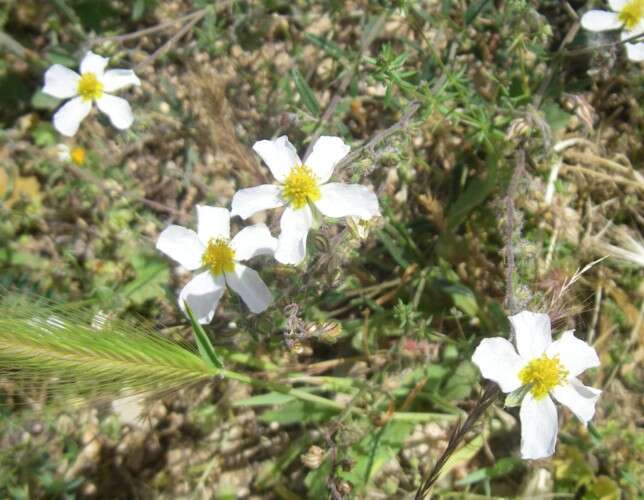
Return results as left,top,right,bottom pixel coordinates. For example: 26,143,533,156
301,445,325,469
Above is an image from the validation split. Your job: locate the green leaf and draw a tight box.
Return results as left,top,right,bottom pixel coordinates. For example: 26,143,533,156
446,152,498,230
122,255,169,305
443,361,478,400
184,303,223,369
304,33,348,61
436,432,486,483
442,282,479,317
234,392,295,407
455,457,522,486
306,421,413,496
344,421,413,486
505,384,531,407
543,100,572,132
31,90,60,111
291,68,320,116
259,400,337,424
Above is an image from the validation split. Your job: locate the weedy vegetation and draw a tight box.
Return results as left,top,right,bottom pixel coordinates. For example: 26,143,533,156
0,0,642,498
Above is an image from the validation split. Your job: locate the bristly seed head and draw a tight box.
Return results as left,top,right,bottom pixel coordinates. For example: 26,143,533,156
282,165,321,209
202,238,235,276
518,354,568,400
619,0,644,30
77,73,103,102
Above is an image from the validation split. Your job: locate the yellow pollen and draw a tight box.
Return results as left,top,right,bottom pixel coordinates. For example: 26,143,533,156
70,146,86,166
201,238,235,276
619,0,644,30
282,165,321,209
518,355,568,400
77,73,103,101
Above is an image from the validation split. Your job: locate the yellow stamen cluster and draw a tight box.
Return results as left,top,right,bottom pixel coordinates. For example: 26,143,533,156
619,0,644,30
77,73,103,102
70,146,86,166
282,165,321,209
518,354,568,400
202,238,236,276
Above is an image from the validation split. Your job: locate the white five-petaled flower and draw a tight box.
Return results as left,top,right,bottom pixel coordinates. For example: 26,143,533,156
230,136,381,265
472,311,601,460
55,144,86,166
156,206,276,324
581,0,644,61
43,51,141,137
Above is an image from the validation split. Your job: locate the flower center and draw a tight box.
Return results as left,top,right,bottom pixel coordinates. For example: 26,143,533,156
70,146,86,166
518,354,568,400
202,238,236,276
619,0,644,30
281,165,321,210
77,73,103,102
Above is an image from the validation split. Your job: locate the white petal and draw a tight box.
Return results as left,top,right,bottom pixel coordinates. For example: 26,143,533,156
275,205,313,265
304,136,350,183
624,41,644,61
56,144,71,161
43,65,80,99
608,0,628,12
580,11,622,32
95,94,134,130
471,338,525,393
179,271,225,324
546,330,599,377
225,263,272,313
551,378,601,424
520,394,558,460
509,311,552,360
80,51,109,76
156,225,204,270
53,97,92,137
196,205,230,243
230,184,285,219
314,183,381,220
252,136,301,183
101,69,141,93
230,223,277,261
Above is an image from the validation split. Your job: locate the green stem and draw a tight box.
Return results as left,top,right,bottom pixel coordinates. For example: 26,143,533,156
218,368,355,414
218,369,457,423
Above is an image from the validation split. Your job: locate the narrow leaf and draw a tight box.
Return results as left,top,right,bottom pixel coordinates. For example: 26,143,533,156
184,302,223,369
291,68,320,116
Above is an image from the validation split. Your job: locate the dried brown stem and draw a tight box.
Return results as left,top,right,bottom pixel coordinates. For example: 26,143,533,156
414,383,501,499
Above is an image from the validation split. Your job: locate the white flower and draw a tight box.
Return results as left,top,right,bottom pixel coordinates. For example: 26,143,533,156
156,206,276,324
472,311,601,460
43,51,141,137
581,0,644,61
231,136,381,265
55,144,86,166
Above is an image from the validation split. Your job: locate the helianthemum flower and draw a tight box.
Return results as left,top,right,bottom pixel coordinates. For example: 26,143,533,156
581,0,644,61
472,311,601,460
43,51,141,136
56,144,86,166
231,136,380,265
156,206,276,324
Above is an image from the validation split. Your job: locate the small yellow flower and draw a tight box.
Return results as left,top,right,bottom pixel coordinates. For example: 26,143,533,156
70,146,86,166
